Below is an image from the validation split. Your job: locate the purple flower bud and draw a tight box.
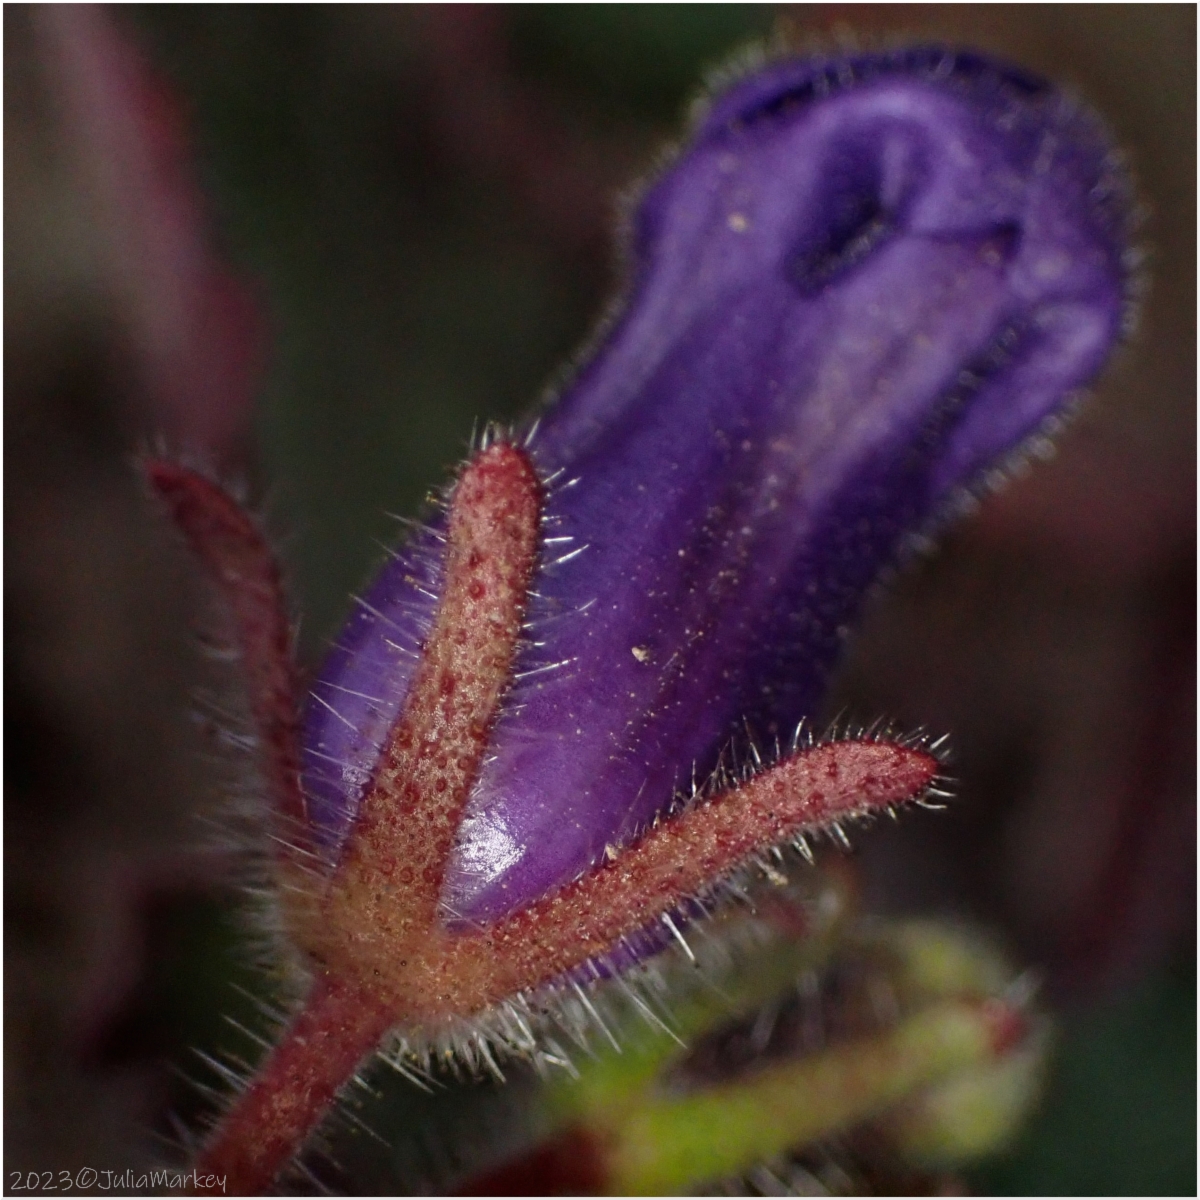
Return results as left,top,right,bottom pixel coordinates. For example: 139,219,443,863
302,48,1130,920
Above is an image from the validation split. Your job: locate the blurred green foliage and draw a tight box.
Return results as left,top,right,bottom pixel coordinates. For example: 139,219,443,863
508,4,773,120
974,954,1196,1196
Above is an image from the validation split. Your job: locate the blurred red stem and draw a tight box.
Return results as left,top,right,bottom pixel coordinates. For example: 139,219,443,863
143,460,310,855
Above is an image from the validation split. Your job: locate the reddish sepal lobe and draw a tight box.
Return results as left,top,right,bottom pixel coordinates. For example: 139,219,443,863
982,998,1030,1058
144,460,308,852
307,443,542,983
439,740,941,1009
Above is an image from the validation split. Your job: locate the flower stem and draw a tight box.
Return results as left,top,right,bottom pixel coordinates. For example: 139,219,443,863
193,973,394,1195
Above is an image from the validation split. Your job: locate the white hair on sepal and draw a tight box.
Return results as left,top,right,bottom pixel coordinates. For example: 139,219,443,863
177,615,315,998
463,417,528,459
375,872,824,1089
469,417,512,456
521,415,543,449
303,883,823,1184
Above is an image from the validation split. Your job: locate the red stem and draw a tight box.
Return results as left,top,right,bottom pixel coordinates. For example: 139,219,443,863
193,973,394,1195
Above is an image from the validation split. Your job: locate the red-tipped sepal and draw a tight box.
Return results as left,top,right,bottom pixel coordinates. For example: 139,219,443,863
436,738,944,1014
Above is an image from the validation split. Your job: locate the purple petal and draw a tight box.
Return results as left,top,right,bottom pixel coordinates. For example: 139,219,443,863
302,49,1130,912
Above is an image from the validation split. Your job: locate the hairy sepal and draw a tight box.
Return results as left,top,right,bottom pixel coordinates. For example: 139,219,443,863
143,459,310,863
299,442,543,987
427,737,942,1020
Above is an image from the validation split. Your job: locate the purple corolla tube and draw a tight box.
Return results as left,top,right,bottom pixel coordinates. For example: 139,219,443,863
302,48,1129,921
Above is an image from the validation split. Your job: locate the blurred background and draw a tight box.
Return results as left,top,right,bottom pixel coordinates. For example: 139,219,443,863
6,5,1194,1193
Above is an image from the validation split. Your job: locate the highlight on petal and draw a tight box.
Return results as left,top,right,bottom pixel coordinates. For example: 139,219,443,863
300,48,1132,919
